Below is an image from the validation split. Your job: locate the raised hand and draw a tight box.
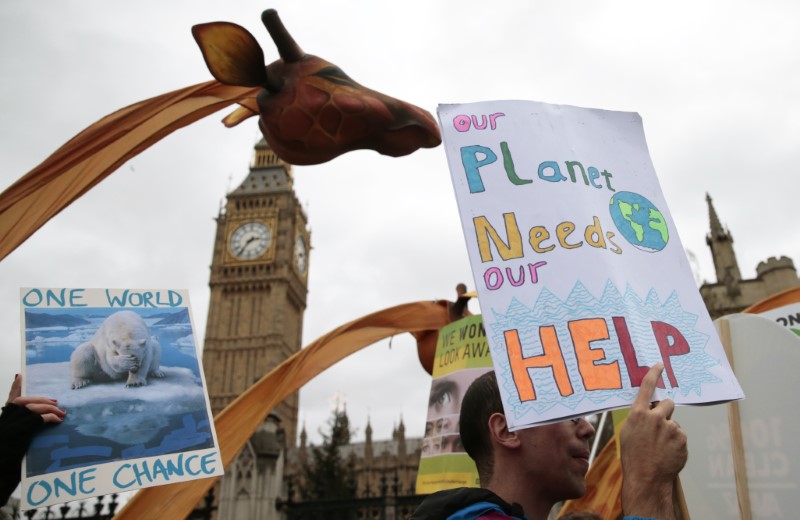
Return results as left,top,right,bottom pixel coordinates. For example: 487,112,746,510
620,363,688,520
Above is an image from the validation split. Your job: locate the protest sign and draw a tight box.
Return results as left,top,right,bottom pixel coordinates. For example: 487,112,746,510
438,100,744,430
758,303,800,337
415,315,492,494
679,314,800,518
19,288,222,510
743,287,800,338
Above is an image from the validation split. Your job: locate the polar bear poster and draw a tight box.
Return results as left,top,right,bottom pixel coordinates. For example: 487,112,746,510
19,288,223,510
70,310,165,389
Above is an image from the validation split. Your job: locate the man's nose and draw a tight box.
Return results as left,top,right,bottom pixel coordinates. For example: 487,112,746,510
576,416,596,438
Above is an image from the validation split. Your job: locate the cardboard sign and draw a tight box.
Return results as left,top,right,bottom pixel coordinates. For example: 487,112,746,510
438,100,744,430
415,315,492,493
19,288,222,510
679,314,800,518
759,303,800,337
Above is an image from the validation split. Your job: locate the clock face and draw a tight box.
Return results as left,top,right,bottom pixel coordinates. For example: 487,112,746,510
229,221,272,260
294,235,308,274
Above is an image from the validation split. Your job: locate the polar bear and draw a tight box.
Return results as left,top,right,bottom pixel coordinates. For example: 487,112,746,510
71,310,165,389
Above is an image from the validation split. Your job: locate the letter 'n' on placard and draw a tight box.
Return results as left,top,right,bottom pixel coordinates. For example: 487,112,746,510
473,213,523,262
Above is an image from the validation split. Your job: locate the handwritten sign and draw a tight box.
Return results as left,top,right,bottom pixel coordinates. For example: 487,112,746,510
20,288,223,510
415,315,492,493
438,100,744,430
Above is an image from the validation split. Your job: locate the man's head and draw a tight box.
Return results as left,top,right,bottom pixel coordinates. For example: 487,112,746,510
459,370,504,481
459,371,596,504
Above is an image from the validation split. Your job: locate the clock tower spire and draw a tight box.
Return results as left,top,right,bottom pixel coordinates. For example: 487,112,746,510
202,138,310,448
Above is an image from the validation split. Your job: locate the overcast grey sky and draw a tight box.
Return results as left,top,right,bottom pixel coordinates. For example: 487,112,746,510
2,1,799,445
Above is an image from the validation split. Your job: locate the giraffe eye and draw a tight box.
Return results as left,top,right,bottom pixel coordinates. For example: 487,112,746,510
313,66,355,87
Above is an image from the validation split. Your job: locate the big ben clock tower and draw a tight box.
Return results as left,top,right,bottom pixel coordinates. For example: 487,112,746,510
202,138,309,450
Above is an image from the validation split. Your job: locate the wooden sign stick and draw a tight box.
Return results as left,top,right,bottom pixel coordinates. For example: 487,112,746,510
672,475,691,520
718,318,753,520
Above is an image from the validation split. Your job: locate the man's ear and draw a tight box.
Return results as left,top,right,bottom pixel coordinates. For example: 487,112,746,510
487,412,520,449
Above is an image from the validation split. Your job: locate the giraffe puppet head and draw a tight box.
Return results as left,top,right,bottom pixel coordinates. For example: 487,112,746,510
192,9,441,165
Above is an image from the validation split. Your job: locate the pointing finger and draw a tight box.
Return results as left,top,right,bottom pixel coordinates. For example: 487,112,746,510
632,363,664,412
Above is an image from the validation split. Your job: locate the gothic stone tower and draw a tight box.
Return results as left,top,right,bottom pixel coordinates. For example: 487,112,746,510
203,138,310,448
705,192,742,289
700,193,799,318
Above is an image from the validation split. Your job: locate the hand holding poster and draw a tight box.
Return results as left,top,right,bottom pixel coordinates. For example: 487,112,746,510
19,288,222,510
438,101,744,430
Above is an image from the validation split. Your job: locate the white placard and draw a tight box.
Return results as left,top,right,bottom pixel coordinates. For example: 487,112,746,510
20,288,223,510
679,314,800,519
759,302,800,337
438,100,744,429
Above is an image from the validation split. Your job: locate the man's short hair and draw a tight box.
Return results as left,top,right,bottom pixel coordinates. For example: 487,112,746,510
459,370,504,482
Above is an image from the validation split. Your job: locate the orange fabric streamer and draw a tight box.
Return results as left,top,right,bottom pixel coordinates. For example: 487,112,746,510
742,287,800,314
0,80,259,262
114,300,450,519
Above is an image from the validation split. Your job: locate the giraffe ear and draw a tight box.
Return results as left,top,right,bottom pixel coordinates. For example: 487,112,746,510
192,22,268,87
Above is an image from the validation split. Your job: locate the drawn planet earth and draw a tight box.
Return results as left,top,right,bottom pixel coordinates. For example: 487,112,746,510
608,191,669,252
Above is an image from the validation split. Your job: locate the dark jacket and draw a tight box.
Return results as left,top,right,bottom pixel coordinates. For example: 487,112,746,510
0,404,45,505
411,487,527,520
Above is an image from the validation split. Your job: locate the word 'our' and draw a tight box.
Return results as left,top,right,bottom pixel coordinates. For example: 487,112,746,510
452,113,506,132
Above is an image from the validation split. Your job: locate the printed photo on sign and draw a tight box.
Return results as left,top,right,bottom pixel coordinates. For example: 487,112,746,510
423,369,487,458
20,288,223,511
416,315,493,494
